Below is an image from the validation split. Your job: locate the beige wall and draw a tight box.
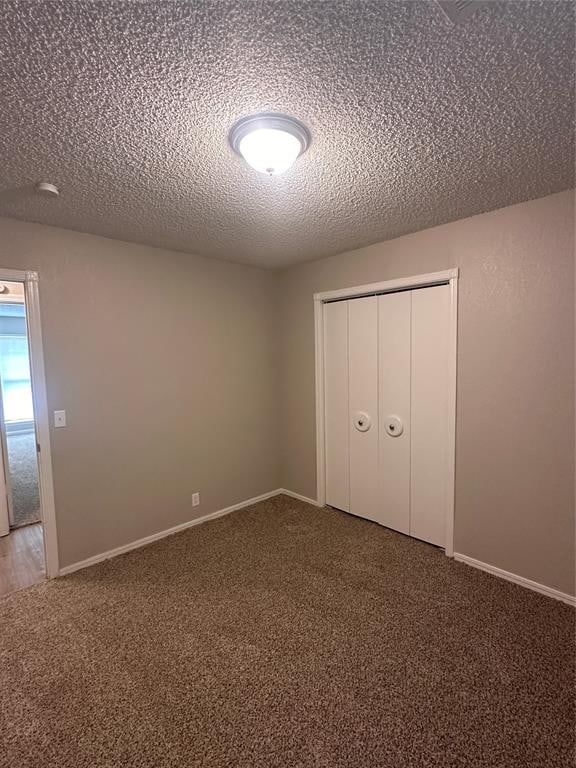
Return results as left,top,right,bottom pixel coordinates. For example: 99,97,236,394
278,190,575,596
0,217,280,568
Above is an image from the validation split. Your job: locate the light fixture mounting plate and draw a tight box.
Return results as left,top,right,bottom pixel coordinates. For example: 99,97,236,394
229,113,311,156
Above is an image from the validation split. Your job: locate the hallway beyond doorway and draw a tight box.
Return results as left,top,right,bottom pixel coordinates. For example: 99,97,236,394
6,430,40,527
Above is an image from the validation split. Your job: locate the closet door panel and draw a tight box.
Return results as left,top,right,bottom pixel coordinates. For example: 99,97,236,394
324,301,350,512
411,284,450,546
378,291,411,535
348,296,380,522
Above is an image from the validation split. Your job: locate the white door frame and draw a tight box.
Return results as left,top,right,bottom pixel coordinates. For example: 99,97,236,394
0,434,9,536
0,268,59,577
314,269,459,557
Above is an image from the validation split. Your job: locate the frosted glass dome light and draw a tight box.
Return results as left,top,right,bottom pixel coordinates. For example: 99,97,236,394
230,113,310,176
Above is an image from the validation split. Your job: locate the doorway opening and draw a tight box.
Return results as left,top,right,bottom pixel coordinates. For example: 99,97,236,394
0,276,52,596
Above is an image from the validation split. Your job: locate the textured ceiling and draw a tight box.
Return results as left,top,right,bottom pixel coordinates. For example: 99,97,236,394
0,1,573,269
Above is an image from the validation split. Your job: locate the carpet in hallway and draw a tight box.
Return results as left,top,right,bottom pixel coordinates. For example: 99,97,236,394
0,495,573,767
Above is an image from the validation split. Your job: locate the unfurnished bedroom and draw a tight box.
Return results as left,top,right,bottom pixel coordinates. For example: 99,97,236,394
0,2,574,767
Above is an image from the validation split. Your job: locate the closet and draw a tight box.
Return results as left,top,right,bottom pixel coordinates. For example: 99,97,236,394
323,283,451,548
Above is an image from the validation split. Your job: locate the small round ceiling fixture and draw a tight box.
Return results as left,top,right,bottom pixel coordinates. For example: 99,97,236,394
35,181,59,197
229,113,310,176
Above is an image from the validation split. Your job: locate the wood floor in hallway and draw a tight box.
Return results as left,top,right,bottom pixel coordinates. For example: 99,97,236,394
0,522,44,597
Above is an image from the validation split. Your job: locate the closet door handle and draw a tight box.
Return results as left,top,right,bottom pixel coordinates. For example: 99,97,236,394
353,412,371,432
384,415,404,437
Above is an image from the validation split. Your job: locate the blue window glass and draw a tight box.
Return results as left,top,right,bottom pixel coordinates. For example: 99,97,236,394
0,336,33,422
0,303,33,423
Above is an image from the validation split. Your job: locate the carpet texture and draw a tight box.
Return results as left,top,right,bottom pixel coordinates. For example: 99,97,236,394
0,495,573,767
6,431,41,528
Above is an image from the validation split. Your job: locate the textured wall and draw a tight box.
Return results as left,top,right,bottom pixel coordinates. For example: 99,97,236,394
0,217,280,568
278,190,575,595
0,1,573,267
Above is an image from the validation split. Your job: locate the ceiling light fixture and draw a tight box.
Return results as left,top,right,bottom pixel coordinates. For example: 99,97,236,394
229,113,310,176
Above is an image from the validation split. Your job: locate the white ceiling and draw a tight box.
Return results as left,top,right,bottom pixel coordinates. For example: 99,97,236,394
0,1,573,269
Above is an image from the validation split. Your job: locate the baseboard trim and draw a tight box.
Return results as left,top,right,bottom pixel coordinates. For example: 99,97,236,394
58,495,574,606
454,552,576,606
277,488,321,506
59,489,282,577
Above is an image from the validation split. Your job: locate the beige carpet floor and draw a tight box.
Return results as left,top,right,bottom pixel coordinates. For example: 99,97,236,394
0,494,574,767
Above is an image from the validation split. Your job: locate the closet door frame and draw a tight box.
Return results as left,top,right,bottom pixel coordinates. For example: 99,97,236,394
314,269,459,557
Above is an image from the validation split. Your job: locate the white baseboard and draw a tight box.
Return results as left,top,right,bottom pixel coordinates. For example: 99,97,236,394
59,494,573,609
59,489,282,577
277,488,321,506
454,552,576,607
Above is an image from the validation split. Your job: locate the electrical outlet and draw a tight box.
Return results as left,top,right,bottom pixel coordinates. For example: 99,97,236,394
192,492,200,507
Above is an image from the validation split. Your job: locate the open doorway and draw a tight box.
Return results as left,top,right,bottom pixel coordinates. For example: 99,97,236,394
0,280,44,595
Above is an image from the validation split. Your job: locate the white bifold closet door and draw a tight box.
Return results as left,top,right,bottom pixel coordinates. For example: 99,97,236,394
324,300,350,513
378,290,411,535
323,284,450,548
349,296,379,522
